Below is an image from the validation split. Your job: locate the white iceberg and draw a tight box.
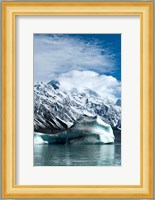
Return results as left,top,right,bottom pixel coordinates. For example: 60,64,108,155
34,116,115,145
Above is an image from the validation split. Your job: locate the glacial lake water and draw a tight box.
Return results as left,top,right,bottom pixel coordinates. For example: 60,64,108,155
34,143,121,166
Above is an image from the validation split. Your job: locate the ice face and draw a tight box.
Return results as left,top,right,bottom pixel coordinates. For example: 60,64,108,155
68,115,114,144
34,132,48,144
34,116,114,145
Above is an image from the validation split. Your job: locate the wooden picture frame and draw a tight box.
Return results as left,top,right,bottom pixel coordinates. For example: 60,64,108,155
2,2,153,198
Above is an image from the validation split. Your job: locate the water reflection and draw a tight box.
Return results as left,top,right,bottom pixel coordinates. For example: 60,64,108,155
34,144,121,166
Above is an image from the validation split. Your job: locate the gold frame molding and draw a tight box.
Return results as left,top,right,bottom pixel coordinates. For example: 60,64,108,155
2,2,153,198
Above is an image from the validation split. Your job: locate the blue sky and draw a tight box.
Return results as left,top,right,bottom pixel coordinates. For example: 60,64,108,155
34,34,121,101
62,34,121,80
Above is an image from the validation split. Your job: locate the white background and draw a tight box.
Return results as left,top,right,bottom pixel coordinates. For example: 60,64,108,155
16,16,140,185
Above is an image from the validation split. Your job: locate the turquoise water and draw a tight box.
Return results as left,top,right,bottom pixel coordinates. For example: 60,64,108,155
34,143,121,166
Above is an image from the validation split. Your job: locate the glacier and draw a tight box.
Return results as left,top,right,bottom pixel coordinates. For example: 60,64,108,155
34,116,114,145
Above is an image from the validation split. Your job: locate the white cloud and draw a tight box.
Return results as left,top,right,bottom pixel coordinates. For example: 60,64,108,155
34,34,115,82
57,70,121,101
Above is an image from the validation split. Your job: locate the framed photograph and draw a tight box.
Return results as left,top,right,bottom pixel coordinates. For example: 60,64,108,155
2,1,153,198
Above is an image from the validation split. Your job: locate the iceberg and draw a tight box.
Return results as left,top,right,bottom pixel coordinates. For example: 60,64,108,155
34,116,115,145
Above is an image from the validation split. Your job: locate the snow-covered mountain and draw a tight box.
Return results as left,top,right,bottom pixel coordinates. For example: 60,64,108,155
34,81,121,134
